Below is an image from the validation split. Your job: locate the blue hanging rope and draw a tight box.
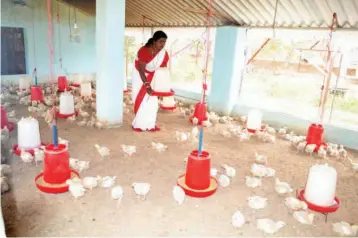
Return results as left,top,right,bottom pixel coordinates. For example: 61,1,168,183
198,128,204,155
52,124,58,147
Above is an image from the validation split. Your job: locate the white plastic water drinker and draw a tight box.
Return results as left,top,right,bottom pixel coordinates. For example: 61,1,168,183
17,117,41,150
151,67,171,93
304,163,337,207
161,96,176,107
80,81,92,97
59,92,75,115
19,76,31,90
247,109,262,130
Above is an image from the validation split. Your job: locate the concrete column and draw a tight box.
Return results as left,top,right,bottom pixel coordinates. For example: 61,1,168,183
96,0,125,126
209,27,247,115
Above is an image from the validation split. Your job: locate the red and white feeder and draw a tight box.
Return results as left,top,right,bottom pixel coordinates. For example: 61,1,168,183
35,143,79,193
297,163,340,222
30,86,45,103
0,106,15,131
246,109,263,133
18,76,31,91
80,81,92,97
68,73,80,87
13,116,45,156
57,92,78,118
190,102,208,125
160,96,176,111
57,76,70,92
306,123,327,152
151,67,174,97
177,150,218,198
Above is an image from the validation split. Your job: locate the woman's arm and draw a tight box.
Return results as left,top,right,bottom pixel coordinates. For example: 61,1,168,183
138,62,153,95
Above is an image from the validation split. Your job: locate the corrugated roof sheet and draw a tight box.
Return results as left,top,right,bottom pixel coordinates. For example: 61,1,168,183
64,0,358,29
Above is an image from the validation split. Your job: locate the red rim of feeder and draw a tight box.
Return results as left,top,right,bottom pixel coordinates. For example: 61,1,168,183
35,170,80,194
57,87,71,93
56,110,79,118
189,102,208,125
177,174,218,198
123,88,132,93
16,88,28,92
151,89,174,97
71,83,80,87
160,104,177,111
297,189,340,213
247,125,265,133
2,122,15,132
13,142,47,156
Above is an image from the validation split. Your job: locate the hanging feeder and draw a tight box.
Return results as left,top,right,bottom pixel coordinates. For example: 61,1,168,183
0,106,15,131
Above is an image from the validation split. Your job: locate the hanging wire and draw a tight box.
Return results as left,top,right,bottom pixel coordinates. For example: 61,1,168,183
31,0,38,85
56,0,63,68
68,2,72,41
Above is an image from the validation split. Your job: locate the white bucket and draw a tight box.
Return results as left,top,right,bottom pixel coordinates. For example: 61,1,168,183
151,67,171,93
59,92,75,115
80,82,92,97
161,96,176,107
17,117,41,149
304,164,337,206
19,76,31,90
247,109,262,130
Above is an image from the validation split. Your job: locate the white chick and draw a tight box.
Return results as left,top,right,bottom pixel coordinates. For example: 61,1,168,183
68,182,86,199
232,210,245,229
79,109,89,118
151,142,167,152
77,160,90,172
262,132,276,143
332,221,358,237
329,144,339,158
77,119,87,126
218,174,230,187
121,144,136,156
221,130,231,138
1,176,9,194
20,148,34,163
250,163,267,177
317,146,327,159
338,145,347,159
248,196,268,209
265,167,276,177
284,197,308,210
296,141,307,153
239,130,251,141
305,144,316,156
210,168,218,177
255,152,267,164
172,185,185,205
0,164,11,176
67,115,76,122
175,131,189,142
7,110,16,118
94,144,110,158
111,185,124,207
33,148,44,166
278,127,287,136
132,182,151,200
100,176,116,188
59,137,69,147
221,164,236,178
191,127,199,138
257,219,285,235
192,117,199,125
293,211,315,225
275,178,293,195
266,126,276,135
82,176,100,190
69,158,79,170
245,176,262,188
202,120,212,128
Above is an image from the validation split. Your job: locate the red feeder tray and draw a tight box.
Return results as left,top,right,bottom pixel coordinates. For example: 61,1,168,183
177,150,218,198
189,102,208,125
71,83,80,87
160,104,177,111
35,170,79,194
247,125,265,134
306,123,327,152
1,106,15,131
56,110,78,119
297,189,340,222
13,142,47,156
30,86,45,103
151,89,174,97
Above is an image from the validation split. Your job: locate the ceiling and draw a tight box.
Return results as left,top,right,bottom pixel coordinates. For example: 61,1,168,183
62,0,358,29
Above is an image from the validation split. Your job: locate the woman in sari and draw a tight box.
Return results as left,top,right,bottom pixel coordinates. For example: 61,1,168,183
132,31,169,132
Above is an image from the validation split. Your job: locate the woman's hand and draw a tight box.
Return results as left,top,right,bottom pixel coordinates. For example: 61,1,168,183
145,85,153,95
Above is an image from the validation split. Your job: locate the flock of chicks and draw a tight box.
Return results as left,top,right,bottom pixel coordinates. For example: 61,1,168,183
1,81,358,236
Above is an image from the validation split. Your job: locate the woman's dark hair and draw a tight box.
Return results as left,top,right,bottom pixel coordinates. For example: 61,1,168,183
145,31,167,47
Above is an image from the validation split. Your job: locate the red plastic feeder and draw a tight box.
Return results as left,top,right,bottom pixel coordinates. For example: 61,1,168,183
35,143,79,194
189,102,208,125
247,125,265,134
30,86,45,103
56,109,78,119
177,150,218,198
297,189,340,222
306,123,327,152
151,89,175,97
71,83,80,87
160,104,177,111
57,76,70,92
0,106,15,131
13,142,47,156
